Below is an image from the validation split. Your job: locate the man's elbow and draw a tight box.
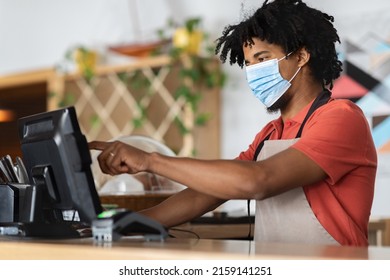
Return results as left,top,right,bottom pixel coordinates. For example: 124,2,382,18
239,172,273,201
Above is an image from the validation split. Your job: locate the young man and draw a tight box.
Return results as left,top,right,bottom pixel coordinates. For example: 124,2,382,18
89,0,377,246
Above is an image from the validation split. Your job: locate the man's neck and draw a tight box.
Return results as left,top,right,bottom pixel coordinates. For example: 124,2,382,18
280,83,323,121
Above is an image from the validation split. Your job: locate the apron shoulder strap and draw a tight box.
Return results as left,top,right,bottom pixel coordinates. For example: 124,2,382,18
252,132,272,161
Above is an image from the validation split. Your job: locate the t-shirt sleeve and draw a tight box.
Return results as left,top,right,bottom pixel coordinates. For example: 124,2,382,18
236,137,258,161
292,100,374,185
236,124,275,161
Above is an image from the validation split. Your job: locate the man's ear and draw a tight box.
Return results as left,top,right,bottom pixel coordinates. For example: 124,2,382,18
296,47,310,67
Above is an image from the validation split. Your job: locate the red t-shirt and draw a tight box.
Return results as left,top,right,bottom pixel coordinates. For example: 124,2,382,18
237,98,377,246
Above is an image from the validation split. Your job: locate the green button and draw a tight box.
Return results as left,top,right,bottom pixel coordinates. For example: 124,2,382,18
98,209,117,218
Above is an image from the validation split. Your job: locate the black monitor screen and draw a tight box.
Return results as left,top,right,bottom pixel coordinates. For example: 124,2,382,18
18,106,102,228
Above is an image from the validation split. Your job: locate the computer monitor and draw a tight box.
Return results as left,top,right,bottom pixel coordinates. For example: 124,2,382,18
17,106,103,236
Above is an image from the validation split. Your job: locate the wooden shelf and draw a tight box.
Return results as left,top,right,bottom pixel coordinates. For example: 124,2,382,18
0,55,221,159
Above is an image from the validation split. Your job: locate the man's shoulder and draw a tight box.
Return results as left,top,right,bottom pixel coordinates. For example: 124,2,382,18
316,98,365,119
327,97,362,109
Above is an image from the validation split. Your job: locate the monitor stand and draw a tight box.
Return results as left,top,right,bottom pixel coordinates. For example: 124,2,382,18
0,183,89,239
0,221,91,238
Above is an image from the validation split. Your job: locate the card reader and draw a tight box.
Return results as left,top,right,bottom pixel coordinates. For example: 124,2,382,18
92,209,168,242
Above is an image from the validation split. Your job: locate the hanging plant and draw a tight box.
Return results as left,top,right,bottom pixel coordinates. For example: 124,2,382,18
155,16,227,135
63,45,98,84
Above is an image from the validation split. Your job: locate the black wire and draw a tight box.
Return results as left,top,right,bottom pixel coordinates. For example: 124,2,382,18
247,199,252,240
169,227,201,240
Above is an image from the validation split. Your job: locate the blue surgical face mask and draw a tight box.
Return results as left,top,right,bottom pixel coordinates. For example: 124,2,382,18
245,54,301,108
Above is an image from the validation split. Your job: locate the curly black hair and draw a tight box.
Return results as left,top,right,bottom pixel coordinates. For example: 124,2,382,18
215,0,342,88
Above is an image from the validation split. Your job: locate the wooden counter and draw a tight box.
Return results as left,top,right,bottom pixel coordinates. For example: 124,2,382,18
99,194,390,244
1,236,390,260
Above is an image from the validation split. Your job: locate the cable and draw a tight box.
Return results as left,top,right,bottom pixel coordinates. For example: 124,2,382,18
169,227,200,240
247,199,253,240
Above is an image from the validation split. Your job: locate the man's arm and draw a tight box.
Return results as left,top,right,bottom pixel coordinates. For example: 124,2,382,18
89,140,327,201
139,188,226,228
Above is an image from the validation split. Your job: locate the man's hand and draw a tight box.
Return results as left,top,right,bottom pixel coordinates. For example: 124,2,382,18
88,140,150,176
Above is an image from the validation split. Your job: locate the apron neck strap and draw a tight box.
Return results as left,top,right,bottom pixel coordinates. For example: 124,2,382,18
252,90,331,161
295,90,331,138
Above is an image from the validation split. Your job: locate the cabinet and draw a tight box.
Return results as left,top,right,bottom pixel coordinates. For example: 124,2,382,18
0,69,52,158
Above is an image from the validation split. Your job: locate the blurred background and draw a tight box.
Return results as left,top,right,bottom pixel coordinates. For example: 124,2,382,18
1,0,390,220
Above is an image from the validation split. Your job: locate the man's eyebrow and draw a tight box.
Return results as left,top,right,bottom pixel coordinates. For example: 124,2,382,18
253,51,270,58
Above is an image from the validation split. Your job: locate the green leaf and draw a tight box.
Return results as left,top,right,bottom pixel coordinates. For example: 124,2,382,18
58,92,75,107
174,117,190,135
195,113,211,126
90,114,101,129
175,85,191,99
180,68,200,81
132,118,144,128
167,17,176,28
187,92,201,111
156,29,165,40
185,17,201,33
191,148,198,157
169,47,183,59
117,72,129,83
48,91,56,98
83,68,94,83
130,70,150,89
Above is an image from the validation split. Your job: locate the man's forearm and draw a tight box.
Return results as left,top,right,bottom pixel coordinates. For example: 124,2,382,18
140,188,226,228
